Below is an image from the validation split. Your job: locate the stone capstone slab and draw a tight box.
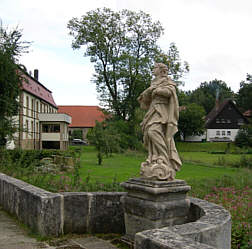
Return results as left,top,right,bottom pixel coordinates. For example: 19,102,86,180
135,228,216,249
72,237,118,249
121,178,191,201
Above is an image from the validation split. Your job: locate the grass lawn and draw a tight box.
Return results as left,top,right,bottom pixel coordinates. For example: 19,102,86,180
180,151,252,166
176,141,250,153
76,146,240,184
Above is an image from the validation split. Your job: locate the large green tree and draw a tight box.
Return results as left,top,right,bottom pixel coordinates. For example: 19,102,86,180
189,79,234,114
178,103,206,141
0,22,30,147
236,74,252,112
68,8,189,122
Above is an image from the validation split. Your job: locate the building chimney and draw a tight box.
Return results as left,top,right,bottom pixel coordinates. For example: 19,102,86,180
34,69,39,81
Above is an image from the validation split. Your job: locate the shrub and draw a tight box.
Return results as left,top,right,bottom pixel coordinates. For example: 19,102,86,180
235,124,252,148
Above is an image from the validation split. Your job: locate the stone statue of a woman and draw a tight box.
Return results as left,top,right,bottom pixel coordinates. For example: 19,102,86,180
137,63,182,181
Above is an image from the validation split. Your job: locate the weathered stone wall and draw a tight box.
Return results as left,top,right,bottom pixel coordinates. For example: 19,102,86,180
62,192,126,234
0,173,126,236
0,173,231,249
0,173,63,236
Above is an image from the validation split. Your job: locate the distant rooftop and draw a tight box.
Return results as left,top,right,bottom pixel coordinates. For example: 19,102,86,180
21,70,57,108
58,106,106,127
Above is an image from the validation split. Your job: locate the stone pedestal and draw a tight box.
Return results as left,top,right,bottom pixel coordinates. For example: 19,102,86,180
120,178,191,242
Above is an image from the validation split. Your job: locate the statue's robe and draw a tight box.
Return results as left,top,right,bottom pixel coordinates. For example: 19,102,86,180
138,75,182,172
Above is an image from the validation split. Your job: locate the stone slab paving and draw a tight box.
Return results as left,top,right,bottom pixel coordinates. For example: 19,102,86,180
0,206,54,249
0,206,119,249
72,237,119,249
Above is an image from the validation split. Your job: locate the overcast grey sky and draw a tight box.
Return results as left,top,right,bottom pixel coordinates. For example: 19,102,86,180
1,0,252,105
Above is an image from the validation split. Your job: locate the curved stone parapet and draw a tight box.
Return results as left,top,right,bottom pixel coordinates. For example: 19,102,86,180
0,172,231,249
135,197,231,249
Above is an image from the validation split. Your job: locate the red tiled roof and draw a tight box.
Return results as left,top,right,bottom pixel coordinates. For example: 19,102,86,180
57,106,106,127
21,73,57,108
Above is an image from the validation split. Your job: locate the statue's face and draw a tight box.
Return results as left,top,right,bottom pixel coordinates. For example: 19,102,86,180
152,65,161,76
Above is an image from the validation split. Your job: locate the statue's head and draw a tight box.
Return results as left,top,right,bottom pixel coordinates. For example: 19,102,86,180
153,63,168,77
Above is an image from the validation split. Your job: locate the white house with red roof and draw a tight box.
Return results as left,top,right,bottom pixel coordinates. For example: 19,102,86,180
7,69,71,150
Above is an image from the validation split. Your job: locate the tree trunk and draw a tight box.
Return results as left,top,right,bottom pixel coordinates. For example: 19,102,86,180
98,151,102,165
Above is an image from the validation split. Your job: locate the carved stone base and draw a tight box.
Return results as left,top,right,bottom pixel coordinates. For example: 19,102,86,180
140,158,176,181
120,178,191,242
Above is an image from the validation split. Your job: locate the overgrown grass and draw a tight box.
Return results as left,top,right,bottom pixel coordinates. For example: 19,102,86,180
180,151,252,168
176,141,252,154
0,146,248,190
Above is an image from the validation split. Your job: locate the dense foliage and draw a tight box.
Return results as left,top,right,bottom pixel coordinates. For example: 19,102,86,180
70,129,83,140
0,22,30,147
236,74,252,112
235,124,252,148
178,103,206,140
87,118,145,164
186,79,234,114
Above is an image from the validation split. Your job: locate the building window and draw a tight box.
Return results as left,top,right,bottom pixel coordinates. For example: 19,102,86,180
222,131,225,136
216,119,220,123
221,119,226,123
227,131,231,136
32,99,34,118
36,122,39,139
36,102,39,118
26,96,29,116
42,124,60,133
227,119,231,123
216,131,220,136
31,121,34,138
26,120,29,138
42,141,60,149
